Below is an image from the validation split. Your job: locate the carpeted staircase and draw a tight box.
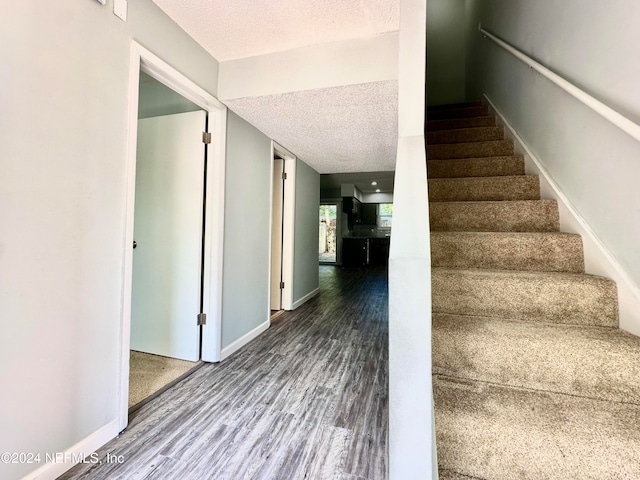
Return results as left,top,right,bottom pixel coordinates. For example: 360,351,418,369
427,101,640,479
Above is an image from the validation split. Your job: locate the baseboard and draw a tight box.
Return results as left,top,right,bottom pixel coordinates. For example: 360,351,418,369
220,319,270,361
484,93,640,336
291,287,320,310
20,420,119,480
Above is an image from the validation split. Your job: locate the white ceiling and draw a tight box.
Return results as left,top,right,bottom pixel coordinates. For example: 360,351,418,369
225,81,398,174
152,0,400,175
152,0,400,61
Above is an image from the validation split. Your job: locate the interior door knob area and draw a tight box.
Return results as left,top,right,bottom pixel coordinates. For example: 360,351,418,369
133,240,137,249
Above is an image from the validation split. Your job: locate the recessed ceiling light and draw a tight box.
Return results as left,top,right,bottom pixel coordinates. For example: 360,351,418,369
376,189,381,193
371,181,378,186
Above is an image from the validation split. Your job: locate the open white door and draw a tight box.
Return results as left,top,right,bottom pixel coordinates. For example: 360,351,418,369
131,110,206,362
270,158,285,310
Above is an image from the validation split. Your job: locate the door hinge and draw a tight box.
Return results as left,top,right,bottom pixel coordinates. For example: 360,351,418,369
280,281,285,289
282,172,287,180
202,132,212,144
197,313,207,326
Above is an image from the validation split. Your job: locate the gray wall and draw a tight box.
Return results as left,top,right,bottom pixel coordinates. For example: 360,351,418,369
426,0,467,106
138,72,201,118
222,111,272,347
0,2,219,479
465,0,640,291
293,159,321,303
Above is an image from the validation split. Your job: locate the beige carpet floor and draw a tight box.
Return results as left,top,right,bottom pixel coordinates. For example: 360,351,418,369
129,351,199,408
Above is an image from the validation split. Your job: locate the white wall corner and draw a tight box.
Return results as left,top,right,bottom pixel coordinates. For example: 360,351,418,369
484,94,640,337
220,320,270,361
291,287,320,310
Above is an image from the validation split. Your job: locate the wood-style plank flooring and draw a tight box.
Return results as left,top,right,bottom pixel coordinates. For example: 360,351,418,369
59,266,389,480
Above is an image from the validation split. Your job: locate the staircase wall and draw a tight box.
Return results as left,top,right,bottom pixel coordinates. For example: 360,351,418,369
463,0,640,334
426,0,467,107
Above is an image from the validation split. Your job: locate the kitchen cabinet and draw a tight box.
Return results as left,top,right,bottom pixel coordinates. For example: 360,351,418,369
342,238,368,268
343,197,362,226
361,204,377,225
369,237,391,266
342,197,361,216
341,237,390,268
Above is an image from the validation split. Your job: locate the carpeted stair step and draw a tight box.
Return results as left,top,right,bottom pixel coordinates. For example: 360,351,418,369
432,268,618,327
428,140,514,160
427,105,489,121
427,156,525,178
433,313,640,403
428,176,539,202
427,101,484,111
427,126,504,145
429,200,559,232
430,232,584,273
427,116,496,132
434,376,640,480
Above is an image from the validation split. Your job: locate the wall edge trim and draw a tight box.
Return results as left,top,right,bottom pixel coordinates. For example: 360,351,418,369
220,320,270,361
485,93,640,336
291,287,320,310
20,420,119,480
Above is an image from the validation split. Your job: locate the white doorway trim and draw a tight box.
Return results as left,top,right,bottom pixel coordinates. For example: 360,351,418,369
119,42,227,431
271,141,296,311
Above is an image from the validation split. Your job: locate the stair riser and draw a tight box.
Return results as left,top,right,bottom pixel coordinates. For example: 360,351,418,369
427,101,484,111
433,314,640,403
428,140,514,160
429,201,560,232
434,377,640,480
432,268,618,326
430,232,584,273
427,105,489,120
427,156,525,178
427,127,504,145
427,116,496,132
428,176,540,202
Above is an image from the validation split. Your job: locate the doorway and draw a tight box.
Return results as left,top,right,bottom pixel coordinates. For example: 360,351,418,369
319,203,338,264
120,43,227,430
129,73,205,411
270,154,285,316
269,142,296,316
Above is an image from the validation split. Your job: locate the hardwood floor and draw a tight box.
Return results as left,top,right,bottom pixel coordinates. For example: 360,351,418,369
60,266,389,480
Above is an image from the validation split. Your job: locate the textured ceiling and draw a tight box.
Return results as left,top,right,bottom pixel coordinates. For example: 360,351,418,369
225,81,398,174
152,0,400,61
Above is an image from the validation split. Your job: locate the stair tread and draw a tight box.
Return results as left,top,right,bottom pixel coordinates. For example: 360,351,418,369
428,140,514,160
434,376,640,479
429,199,560,233
427,115,496,132
427,156,525,178
427,126,504,145
427,101,484,111
427,105,489,121
433,312,640,404
428,175,540,202
430,231,584,273
432,267,618,327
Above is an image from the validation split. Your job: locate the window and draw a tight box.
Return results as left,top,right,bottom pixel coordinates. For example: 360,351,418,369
378,203,393,228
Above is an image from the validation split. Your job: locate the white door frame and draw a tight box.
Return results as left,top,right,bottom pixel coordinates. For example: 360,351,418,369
119,42,227,430
319,199,342,265
271,142,296,311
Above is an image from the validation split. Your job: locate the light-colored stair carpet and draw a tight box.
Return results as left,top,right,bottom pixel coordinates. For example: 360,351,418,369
129,351,199,408
428,101,640,479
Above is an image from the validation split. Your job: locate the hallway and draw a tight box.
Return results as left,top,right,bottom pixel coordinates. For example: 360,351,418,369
60,266,389,480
